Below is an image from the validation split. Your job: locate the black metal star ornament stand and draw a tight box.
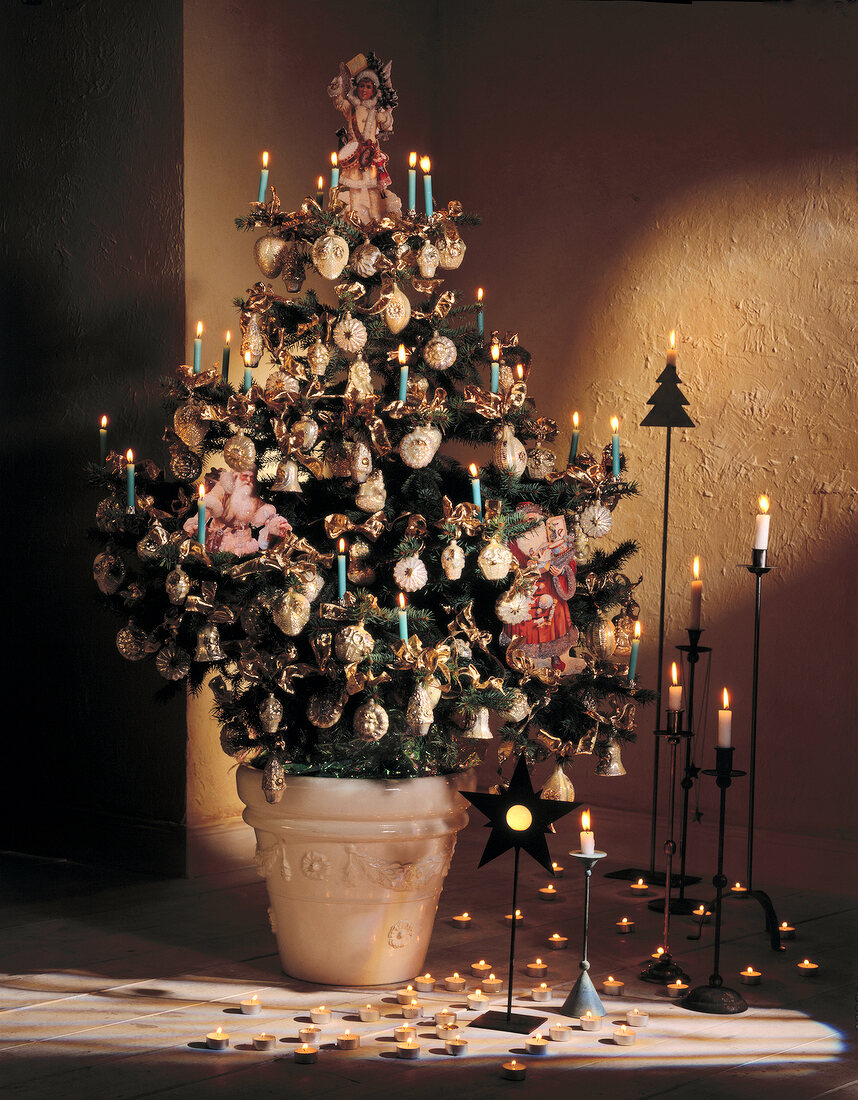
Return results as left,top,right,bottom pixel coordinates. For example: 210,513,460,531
462,754,578,1034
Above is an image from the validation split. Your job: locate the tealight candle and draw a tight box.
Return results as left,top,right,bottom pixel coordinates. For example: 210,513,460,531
602,976,624,996
539,884,559,900
452,912,471,929
505,909,524,924
740,967,762,986
397,986,417,1004
436,1022,461,1041
667,980,689,999
626,1009,649,1027
549,1022,573,1041
579,1011,602,1031
240,995,262,1015
445,1034,468,1056
467,989,489,1010
482,973,503,993
359,1004,380,1023
414,974,436,992
532,983,552,1002
298,1026,321,1044
731,882,748,895
401,1000,422,1020
780,922,796,940
309,1006,332,1024
613,1024,636,1046
293,1043,318,1064
526,958,548,979
798,959,819,975
501,1060,527,1080
206,1027,229,1050
525,1033,548,1055
396,1039,420,1059
651,947,666,961
551,861,564,878
471,959,492,980
337,1030,359,1050
630,878,649,894
547,932,568,950
434,1009,457,1026
445,972,466,992
252,1033,276,1051
394,1025,416,1043
692,905,712,923
616,917,635,934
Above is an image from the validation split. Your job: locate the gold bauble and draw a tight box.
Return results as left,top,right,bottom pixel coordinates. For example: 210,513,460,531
306,339,331,376
165,566,191,604
416,240,440,279
169,443,202,482
384,283,411,334
312,226,349,280
541,762,576,802
437,235,466,270
223,430,257,472
194,622,225,662
258,694,284,734
95,497,124,533
155,642,191,681
584,617,617,660
271,590,311,636
262,754,286,804
173,403,208,451
353,700,389,742
253,233,289,278
93,550,126,595
116,623,148,661
334,622,375,664
422,330,457,371
307,685,346,728
478,537,513,581
406,684,434,737
333,312,367,354
136,521,169,562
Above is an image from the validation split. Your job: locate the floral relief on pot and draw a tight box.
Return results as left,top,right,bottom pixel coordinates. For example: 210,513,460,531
344,836,456,891
301,850,332,880
255,839,292,881
388,919,416,949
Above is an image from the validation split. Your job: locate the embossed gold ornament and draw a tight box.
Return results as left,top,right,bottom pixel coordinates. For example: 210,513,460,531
422,330,457,371
478,536,513,581
259,694,284,733
165,566,191,604
306,338,331,376
541,762,576,802
173,403,208,451
307,684,347,728
169,443,202,482
406,683,434,737
580,503,613,538
393,554,428,592
384,283,411,335
493,425,527,477
356,468,386,512
399,424,441,468
271,589,311,635
353,699,389,741
334,622,375,663
584,617,617,660
441,539,465,580
93,550,126,595
262,754,286,803
194,622,225,662
462,706,493,740
312,225,349,279
116,623,148,661
253,233,290,278
155,642,191,681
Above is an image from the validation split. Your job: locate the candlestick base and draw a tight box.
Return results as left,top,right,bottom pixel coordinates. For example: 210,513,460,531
679,982,747,1015
648,895,706,916
605,867,701,886
469,1009,548,1035
558,969,606,1020
639,953,690,985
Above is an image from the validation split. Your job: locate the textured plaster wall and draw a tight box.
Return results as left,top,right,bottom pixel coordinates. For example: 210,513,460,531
3,1,186,869
183,1,857,874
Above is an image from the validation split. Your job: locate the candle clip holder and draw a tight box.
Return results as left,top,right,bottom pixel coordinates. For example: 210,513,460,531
650,629,709,915
559,850,608,1019
681,747,748,1014
640,714,691,986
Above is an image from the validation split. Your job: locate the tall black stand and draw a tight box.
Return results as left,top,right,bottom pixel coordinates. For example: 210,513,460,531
680,747,748,1014
640,711,691,985
559,850,607,1018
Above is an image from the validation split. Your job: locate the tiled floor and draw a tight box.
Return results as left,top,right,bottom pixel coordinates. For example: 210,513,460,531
1,812,855,1099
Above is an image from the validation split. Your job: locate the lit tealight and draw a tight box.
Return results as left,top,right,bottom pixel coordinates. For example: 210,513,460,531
445,972,467,992
630,878,649,894
309,1006,332,1024
452,912,472,929
547,932,568,950
471,959,493,979
740,966,762,986
779,921,796,940
532,982,552,1002
414,973,436,992
549,1022,573,1041
616,916,635,934
252,1033,276,1051
294,1043,318,1064
551,861,564,878
482,973,503,993
526,958,548,978
525,1033,548,1055
505,909,524,924
359,1004,380,1023
731,882,748,895
613,1024,636,1046
206,1027,229,1050
602,975,624,996
337,1029,360,1050
539,884,559,900
393,1025,417,1043
396,1039,420,1059
798,959,819,975
397,985,417,1004
240,994,262,1015
579,1011,602,1031
651,947,665,961
501,1060,527,1080
626,1008,649,1027
401,1000,422,1020
667,980,689,999
445,1034,469,1056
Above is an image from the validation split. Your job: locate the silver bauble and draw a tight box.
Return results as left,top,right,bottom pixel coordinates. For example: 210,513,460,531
194,622,225,662
292,416,320,450
353,699,389,742
579,503,613,538
406,684,434,737
263,754,286,804
307,339,331,376
136,521,169,562
334,622,375,664
116,623,148,661
393,554,428,592
352,240,382,277
384,283,411,335
437,235,466,270
241,313,265,366
264,366,300,402
271,459,301,493
441,540,465,580
355,469,386,512
527,447,556,480
165,566,191,605
499,689,530,724
422,330,457,371
462,706,493,740
258,694,284,734
495,586,531,625
311,226,349,280
541,762,576,802
93,550,126,595
307,685,346,728
584,617,617,660
154,642,191,681
399,424,442,468
169,444,202,482
333,312,368,354
271,590,311,636
494,425,527,477
595,735,627,777
478,537,513,581
223,429,257,472
416,240,440,279
253,233,289,278
350,440,373,484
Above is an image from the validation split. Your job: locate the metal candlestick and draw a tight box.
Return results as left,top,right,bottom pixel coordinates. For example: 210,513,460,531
559,850,608,1019
640,710,691,985
650,629,708,914
681,747,748,1014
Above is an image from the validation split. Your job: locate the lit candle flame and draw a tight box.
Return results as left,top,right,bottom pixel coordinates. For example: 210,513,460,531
398,592,406,610
225,330,230,344
101,415,108,428
611,416,619,434
477,287,483,302
469,463,479,477
198,484,204,499
581,809,590,831
723,687,730,709
196,321,203,338
572,411,579,429
126,449,133,462
516,364,524,380
634,620,641,639
409,151,417,168
339,538,345,554
671,662,679,687
398,343,407,365
669,330,676,350
244,350,252,366
262,151,268,168
215,1028,223,1036
693,556,700,580
491,343,500,362
759,495,769,514
420,156,431,173
317,175,324,190
331,151,338,167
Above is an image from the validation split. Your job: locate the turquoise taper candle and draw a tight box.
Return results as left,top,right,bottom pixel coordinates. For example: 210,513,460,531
476,288,484,339
397,344,408,402
330,152,339,189
197,484,206,547
257,151,269,203
221,332,230,384
469,463,482,519
567,411,579,465
490,344,500,395
338,539,347,600
420,156,433,216
99,416,108,464
408,152,417,211
316,175,325,209
126,450,135,512
611,417,620,478
193,321,202,374
398,593,408,643
628,622,641,681
243,351,253,394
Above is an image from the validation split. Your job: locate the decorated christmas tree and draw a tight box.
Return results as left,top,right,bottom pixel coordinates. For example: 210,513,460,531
89,52,652,804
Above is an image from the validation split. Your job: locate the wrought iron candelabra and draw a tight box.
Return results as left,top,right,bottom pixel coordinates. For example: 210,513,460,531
560,849,608,1019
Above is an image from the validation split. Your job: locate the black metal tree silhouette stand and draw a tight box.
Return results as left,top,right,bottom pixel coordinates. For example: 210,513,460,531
608,338,698,886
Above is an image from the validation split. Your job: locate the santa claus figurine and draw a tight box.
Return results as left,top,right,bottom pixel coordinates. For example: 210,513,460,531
183,469,291,556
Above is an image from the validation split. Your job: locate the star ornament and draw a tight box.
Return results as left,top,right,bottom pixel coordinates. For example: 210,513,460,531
462,754,579,874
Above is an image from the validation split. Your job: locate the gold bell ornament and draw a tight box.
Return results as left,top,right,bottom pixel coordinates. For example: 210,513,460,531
271,459,302,493
595,735,627,777
194,622,225,662
462,706,493,740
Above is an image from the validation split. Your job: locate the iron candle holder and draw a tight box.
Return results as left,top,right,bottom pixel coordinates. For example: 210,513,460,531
681,747,748,1014
559,849,608,1019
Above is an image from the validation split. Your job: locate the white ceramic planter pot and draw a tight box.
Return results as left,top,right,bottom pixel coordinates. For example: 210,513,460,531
236,765,475,986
